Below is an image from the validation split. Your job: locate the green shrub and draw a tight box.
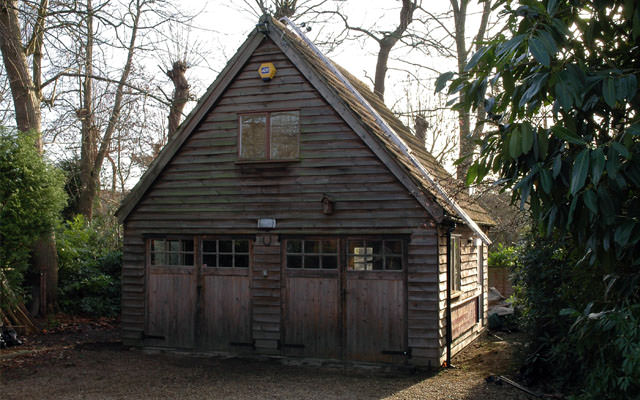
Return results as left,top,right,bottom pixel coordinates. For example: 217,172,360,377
56,215,121,317
488,243,517,269
0,129,66,304
512,234,640,399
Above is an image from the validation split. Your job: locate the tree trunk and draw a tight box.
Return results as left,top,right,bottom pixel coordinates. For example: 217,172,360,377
372,0,417,101
373,42,392,100
414,114,427,148
0,1,42,142
167,60,189,138
451,0,472,181
77,0,98,220
0,0,58,316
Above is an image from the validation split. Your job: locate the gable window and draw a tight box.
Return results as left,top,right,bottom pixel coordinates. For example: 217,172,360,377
202,239,250,268
286,239,338,269
239,111,299,160
450,235,461,292
347,239,403,271
150,239,194,266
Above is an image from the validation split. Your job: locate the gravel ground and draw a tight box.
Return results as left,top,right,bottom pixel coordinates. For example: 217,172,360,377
0,319,533,399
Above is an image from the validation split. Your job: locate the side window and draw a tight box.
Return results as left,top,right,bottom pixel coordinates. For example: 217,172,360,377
202,239,250,268
150,239,194,266
347,239,403,271
286,239,338,269
238,111,299,161
450,235,461,292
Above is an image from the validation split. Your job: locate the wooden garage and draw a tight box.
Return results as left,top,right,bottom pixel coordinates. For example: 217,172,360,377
116,16,494,367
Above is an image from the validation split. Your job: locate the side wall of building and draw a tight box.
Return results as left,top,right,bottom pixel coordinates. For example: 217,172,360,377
438,225,488,365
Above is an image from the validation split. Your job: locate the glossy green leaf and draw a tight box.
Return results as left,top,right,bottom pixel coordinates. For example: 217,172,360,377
466,163,478,185
529,36,550,67
509,127,522,158
607,148,620,179
435,71,454,93
591,148,605,185
614,221,635,246
553,154,562,178
537,129,549,159
521,124,534,153
603,76,617,108
567,195,579,226
552,126,586,145
570,149,590,195
583,189,598,214
611,141,631,159
464,46,489,72
598,186,616,225
519,73,549,107
539,168,552,194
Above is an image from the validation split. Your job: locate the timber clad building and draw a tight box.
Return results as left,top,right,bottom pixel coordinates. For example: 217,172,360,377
116,16,494,367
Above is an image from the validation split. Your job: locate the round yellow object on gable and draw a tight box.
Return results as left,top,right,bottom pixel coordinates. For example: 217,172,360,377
258,62,277,82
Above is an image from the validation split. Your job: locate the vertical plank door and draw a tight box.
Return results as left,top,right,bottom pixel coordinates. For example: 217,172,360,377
146,265,197,349
281,238,341,359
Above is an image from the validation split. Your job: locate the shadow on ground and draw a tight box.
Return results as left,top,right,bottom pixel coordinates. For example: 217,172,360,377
0,319,533,399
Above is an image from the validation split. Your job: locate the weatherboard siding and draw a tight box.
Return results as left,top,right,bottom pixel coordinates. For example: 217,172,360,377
437,225,488,364
121,38,441,364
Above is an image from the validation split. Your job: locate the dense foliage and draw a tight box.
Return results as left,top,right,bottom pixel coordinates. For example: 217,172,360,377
56,215,122,317
487,243,517,268
438,0,640,397
0,129,66,302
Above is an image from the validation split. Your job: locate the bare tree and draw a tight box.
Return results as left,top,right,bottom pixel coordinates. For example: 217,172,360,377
64,0,190,219
419,0,493,179
328,0,419,101
165,60,188,138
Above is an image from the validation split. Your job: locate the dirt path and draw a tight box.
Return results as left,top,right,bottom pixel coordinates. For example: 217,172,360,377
1,319,532,399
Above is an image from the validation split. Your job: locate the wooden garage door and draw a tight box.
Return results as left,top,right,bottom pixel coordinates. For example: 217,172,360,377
146,238,196,349
345,239,407,363
199,238,253,351
281,237,407,362
282,239,341,358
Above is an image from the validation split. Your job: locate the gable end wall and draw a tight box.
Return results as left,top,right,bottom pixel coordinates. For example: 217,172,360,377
121,38,443,366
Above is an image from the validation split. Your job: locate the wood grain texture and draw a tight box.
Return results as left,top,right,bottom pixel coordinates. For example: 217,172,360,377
199,275,252,351
345,275,405,363
282,275,340,358
146,266,196,349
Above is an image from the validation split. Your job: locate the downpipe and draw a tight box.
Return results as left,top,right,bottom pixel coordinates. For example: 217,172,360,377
445,223,455,368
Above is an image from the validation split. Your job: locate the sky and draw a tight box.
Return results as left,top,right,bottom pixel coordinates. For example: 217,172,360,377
176,0,488,113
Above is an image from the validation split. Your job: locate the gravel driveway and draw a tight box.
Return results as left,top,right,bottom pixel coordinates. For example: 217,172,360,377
0,320,533,399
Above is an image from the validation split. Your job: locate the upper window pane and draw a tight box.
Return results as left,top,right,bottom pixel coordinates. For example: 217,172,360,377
240,114,266,159
202,239,250,268
347,239,404,271
270,111,299,159
150,239,194,266
286,238,337,269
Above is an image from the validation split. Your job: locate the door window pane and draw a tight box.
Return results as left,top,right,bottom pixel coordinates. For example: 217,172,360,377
150,239,194,266
286,238,338,269
201,239,251,268
348,239,404,271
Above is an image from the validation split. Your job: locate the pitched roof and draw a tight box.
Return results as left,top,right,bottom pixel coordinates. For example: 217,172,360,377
268,18,494,230
116,16,494,239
